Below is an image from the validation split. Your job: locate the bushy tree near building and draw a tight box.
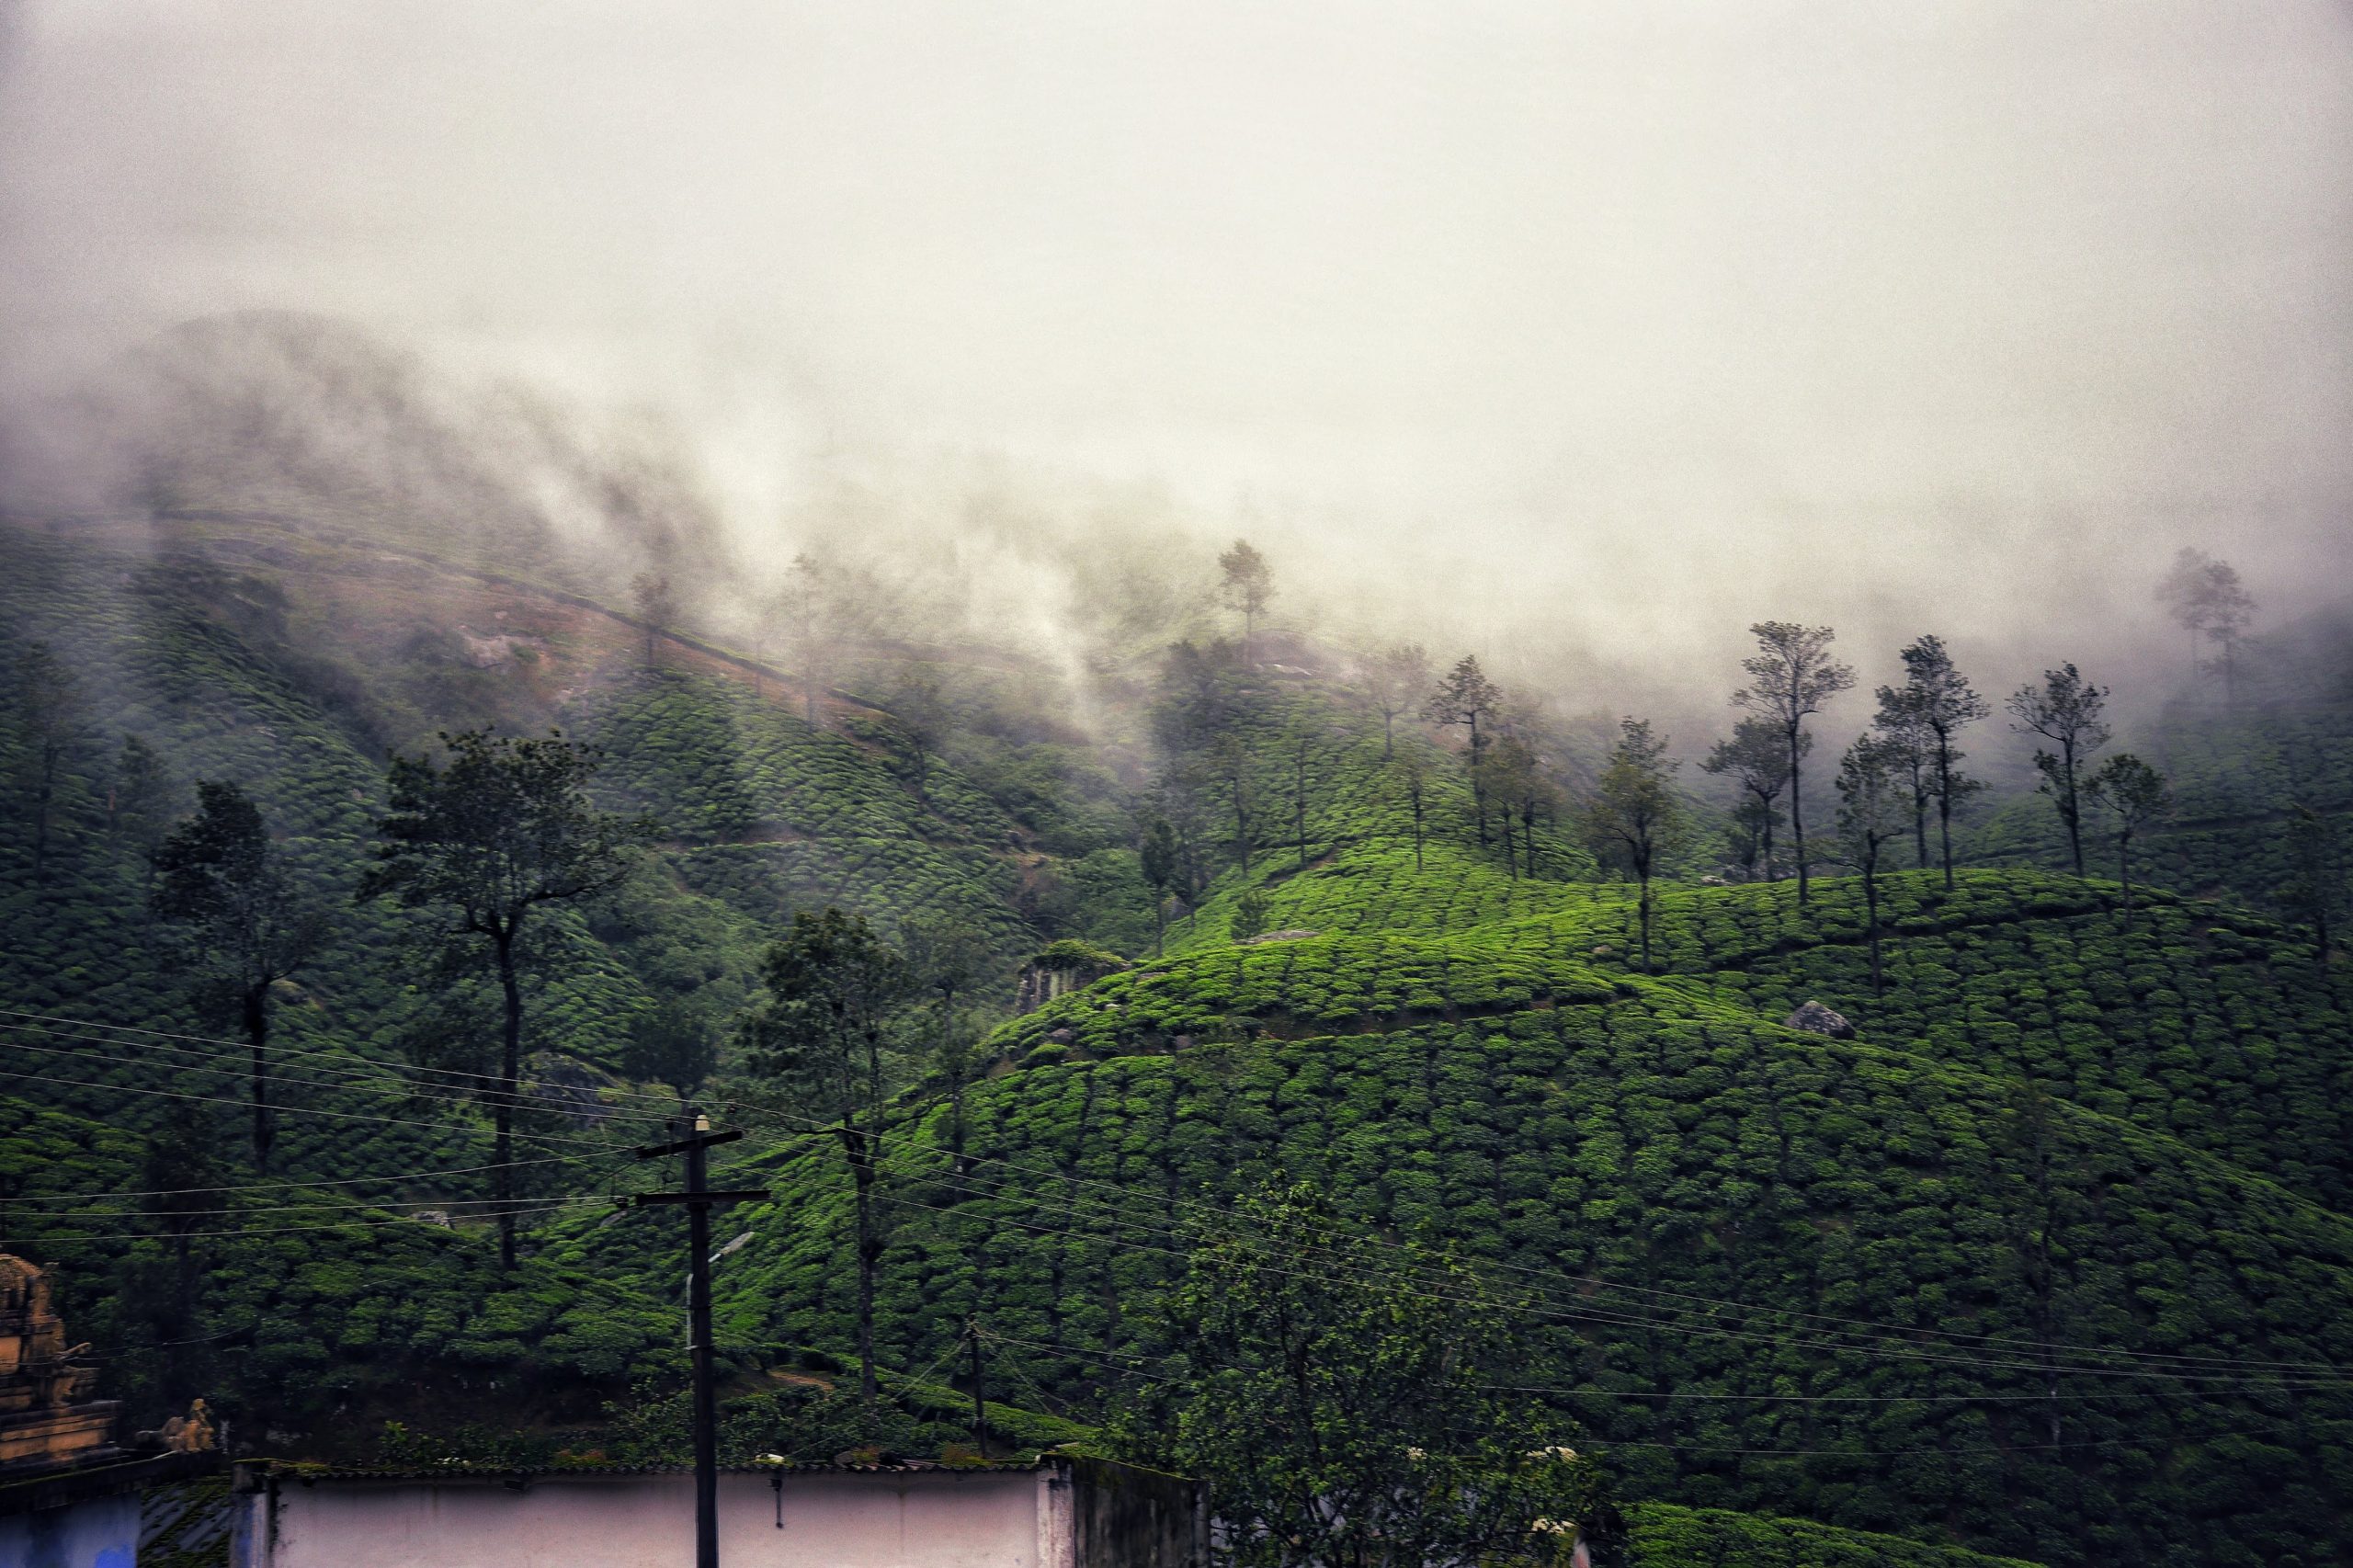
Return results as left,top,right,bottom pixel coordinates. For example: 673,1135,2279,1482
1111,1182,1622,1568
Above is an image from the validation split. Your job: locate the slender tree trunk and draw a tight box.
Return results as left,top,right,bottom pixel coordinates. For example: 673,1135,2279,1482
2060,742,2084,876
1863,850,1884,995
1410,789,1424,870
1911,769,1929,869
1469,719,1488,846
1522,799,1538,876
2118,831,2133,929
848,1127,880,1409
494,932,523,1271
1501,812,1518,881
1637,868,1653,974
1152,895,1165,957
1758,794,1777,884
1935,738,1957,890
243,982,273,1176
1788,724,1810,904
1294,754,1308,872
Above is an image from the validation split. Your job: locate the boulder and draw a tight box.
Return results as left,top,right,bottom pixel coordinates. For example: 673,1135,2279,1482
1784,1000,1857,1039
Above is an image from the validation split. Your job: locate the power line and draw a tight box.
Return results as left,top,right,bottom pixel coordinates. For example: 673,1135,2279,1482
6,1199,602,1244
0,1022,675,1126
2,1154,585,1205
0,1062,625,1149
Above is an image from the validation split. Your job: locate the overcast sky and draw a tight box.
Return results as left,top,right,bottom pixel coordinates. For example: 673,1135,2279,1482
3,0,2348,701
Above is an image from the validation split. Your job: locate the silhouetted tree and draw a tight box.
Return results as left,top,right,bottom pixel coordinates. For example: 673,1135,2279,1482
2006,665,2110,877
1582,718,1685,974
1424,655,1502,846
1836,733,1909,994
363,729,651,1267
629,572,676,668
902,911,993,1157
1212,733,1256,875
775,553,846,729
12,642,88,882
2157,547,2257,706
1360,642,1429,759
153,780,325,1174
1385,749,1431,871
1483,733,1543,881
622,997,719,1104
738,909,912,1410
888,668,954,809
1883,634,1989,888
1733,623,1855,905
2281,803,2344,961
1700,717,1798,882
108,733,176,891
2083,754,2171,928
1870,686,1934,870
1139,816,1183,954
1218,539,1275,663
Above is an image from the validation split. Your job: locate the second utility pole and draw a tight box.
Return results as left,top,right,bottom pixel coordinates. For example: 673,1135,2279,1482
635,1112,763,1568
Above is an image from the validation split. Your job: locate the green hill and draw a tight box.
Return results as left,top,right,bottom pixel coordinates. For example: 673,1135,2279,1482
5,490,2353,1566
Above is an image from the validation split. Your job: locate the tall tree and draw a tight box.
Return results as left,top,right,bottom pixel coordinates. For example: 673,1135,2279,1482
1110,1182,1621,1568
1732,622,1855,905
737,910,912,1410
363,729,650,1267
1870,686,1934,871
1484,732,1544,881
1699,716,1798,882
1581,718,1685,974
153,780,324,1174
1218,540,1275,664
2156,547,2257,706
1211,733,1256,876
887,668,954,810
629,572,676,669
1423,655,1502,846
2281,803,2344,961
2006,665,2111,878
901,912,994,1159
12,642,88,883
1360,642,1430,759
107,733,177,894
1834,733,1909,995
1139,816,1183,955
1284,723,1318,872
1882,634,1990,888
774,553,845,729
621,998,719,1105
1385,748,1431,871
2083,754,2171,929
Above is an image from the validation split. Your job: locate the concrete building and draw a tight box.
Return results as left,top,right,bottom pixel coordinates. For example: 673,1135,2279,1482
230,1452,1203,1568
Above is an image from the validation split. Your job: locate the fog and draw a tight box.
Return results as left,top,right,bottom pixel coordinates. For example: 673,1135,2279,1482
4,0,2351,725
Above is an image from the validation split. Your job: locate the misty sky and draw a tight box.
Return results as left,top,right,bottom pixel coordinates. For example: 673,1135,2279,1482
3,0,2349,703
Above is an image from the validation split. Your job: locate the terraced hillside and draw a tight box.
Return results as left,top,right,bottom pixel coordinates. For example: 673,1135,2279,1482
550,843,2353,1568
8,485,2353,1566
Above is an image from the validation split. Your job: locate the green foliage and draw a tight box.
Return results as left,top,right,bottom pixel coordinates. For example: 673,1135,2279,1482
1624,1504,2040,1567
1112,1180,1624,1568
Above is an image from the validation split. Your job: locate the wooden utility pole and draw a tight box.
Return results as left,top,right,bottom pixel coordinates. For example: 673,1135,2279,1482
635,1115,763,1568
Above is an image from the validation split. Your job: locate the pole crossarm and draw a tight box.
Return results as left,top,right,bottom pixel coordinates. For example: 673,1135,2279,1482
634,1128,745,1159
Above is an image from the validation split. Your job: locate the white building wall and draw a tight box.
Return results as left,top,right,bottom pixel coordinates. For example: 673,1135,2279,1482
240,1470,1048,1568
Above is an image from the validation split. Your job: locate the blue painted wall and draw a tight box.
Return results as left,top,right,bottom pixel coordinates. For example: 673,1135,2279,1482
0,1493,142,1568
